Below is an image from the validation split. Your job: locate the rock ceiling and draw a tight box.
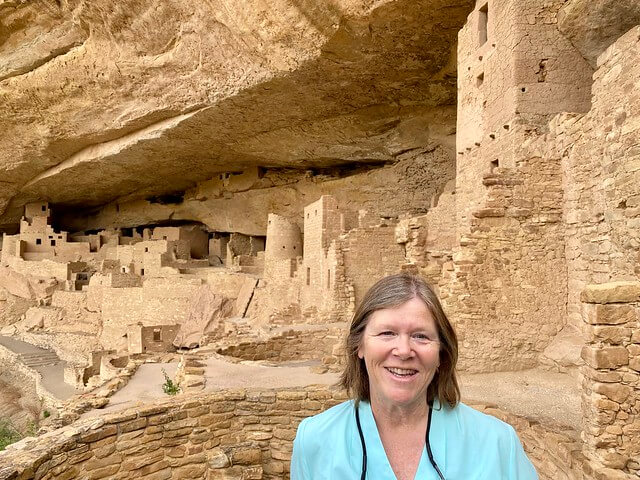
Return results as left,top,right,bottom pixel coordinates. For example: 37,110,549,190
558,0,640,68
0,0,474,230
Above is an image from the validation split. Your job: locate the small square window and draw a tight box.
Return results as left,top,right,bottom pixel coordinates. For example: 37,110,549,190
36,238,42,245
51,240,56,246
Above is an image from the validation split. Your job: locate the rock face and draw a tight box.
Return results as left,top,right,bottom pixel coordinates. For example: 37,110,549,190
558,0,640,67
0,0,473,230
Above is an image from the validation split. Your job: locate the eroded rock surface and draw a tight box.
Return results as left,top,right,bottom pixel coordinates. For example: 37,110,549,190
558,0,640,67
0,0,473,230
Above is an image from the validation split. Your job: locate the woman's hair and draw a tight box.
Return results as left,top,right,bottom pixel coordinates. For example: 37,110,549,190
339,273,460,408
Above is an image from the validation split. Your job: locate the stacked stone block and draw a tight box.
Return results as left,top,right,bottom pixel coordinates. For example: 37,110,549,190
581,282,640,480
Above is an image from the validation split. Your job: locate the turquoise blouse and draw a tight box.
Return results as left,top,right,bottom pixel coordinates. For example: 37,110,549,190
291,400,538,479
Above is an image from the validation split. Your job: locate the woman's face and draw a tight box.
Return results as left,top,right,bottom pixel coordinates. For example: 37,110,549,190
358,297,440,411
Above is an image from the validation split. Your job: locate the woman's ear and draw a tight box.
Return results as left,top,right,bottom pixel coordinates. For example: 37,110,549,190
357,346,364,359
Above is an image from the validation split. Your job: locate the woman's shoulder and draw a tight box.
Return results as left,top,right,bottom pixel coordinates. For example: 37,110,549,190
297,400,355,438
292,400,359,479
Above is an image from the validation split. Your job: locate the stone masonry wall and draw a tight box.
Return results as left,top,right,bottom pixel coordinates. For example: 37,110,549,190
7,256,69,282
301,196,342,313
336,224,406,307
442,126,567,372
100,277,203,349
551,26,640,330
0,388,348,480
216,325,344,364
0,386,586,480
580,282,640,479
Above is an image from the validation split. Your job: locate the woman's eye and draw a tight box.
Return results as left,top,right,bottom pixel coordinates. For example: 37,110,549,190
378,331,395,337
413,333,430,341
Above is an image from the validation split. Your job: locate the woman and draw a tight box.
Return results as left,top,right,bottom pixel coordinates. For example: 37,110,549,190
291,273,537,479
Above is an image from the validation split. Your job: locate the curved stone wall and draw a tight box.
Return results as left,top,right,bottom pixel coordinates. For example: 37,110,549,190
0,387,346,480
0,386,584,480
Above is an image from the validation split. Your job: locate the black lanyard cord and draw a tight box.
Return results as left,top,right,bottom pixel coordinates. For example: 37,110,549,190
355,404,367,480
426,404,445,480
355,401,446,480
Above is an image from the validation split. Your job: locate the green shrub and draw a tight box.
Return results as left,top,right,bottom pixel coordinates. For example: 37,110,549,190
0,419,22,451
161,369,180,396
43,410,51,419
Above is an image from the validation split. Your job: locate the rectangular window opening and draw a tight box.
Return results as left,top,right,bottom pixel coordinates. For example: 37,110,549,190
478,3,488,47
491,159,499,172
153,329,161,342
476,72,484,87
50,240,56,246
36,238,42,245
306,267,311,286
327,269,331,289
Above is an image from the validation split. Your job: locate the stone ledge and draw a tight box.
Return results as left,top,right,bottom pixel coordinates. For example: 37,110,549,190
581,282,640,304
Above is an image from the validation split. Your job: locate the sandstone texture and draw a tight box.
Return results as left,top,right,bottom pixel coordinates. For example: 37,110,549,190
0,0,472,230
558,0,640,68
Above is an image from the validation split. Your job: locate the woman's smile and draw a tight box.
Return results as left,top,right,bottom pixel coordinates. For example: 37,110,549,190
385,367,418,377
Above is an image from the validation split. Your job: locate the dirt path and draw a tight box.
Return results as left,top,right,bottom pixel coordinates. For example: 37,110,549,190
460,368,581,430
83,359,339,418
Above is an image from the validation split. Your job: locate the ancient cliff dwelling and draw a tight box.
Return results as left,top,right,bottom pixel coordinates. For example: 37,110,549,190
0,0,639,478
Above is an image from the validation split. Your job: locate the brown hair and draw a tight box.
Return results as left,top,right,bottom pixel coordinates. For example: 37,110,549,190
339,273,460,408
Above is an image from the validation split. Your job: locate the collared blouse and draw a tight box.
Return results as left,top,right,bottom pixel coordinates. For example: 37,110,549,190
291,400,538,479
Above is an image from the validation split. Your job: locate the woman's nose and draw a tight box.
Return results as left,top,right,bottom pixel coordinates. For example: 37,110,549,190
392,335,413,358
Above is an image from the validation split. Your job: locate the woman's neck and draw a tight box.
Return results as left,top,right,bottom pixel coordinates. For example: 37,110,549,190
369,396,429,430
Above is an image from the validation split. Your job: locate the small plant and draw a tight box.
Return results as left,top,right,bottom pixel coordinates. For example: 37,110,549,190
161,369,180,395
0,419,22,451
42,410,51,419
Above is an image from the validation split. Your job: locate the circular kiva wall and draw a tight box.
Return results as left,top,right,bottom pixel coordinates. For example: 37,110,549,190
0,387,585,480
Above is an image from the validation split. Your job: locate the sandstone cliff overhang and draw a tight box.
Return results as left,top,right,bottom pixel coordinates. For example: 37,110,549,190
0,0,474,230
